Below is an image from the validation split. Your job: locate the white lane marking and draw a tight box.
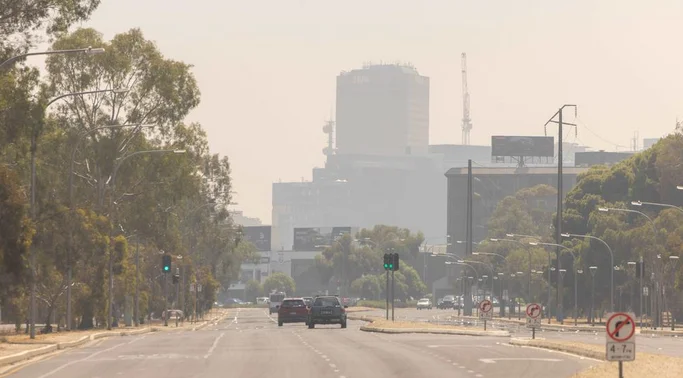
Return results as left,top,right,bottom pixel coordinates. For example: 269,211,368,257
204,332,226,359
468,370,474,373
37,342,127,378
329,363,336,368
479,358,562,364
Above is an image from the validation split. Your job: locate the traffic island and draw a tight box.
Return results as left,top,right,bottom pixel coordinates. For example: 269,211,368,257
345,306,375,313
509,338,683,377
358,318,510,337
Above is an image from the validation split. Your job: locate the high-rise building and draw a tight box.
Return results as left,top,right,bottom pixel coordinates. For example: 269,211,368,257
335,63,429,156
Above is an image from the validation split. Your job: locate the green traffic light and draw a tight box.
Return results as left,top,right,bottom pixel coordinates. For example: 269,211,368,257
164,266,169,271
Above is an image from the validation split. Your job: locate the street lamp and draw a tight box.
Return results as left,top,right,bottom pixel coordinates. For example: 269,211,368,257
589,266,598,325
67,123,155,331
561,232,614,314
599,207,657,327
491,238,533,304
106,149,186,330
528,241,554,322
0,46,105,70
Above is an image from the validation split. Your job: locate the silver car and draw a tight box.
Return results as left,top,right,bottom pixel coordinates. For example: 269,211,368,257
416,298,432,310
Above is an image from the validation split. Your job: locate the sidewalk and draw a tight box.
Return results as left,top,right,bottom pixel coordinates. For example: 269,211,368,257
0,309,232,368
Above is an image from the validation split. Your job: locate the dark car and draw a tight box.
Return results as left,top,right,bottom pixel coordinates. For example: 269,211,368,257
438,295,456,309
308,295,347,329
277,298,309,327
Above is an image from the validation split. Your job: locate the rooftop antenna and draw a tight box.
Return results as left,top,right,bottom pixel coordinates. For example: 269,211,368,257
461,53,472,145
322,107,336,162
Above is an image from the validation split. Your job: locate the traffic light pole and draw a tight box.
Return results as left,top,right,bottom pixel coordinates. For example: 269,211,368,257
391,270,395,321
385,271,389,320
175,268,180,327
164,274,169,327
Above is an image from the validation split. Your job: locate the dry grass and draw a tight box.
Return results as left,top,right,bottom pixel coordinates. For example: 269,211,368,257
573,353,683,378
2,329,103,345
516,338,683,378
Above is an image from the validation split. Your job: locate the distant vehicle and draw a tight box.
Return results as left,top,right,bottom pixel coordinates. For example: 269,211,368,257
277,298,309,327
256,297,270,305
308,295,347,329
438,295,456,309
269,292,286,314
416,298,432,310
302,297,313,307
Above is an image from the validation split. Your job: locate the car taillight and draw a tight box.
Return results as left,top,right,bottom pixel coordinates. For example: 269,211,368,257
340,307,345,313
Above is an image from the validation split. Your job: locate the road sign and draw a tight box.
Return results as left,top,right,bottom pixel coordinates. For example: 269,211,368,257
526,303,542,329
479,299,493,319
605,312,636,362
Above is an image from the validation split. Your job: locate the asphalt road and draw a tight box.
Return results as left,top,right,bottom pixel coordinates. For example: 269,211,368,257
366,307,683,358
4,308,596,378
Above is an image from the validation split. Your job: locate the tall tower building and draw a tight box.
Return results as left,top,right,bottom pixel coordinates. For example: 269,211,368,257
335,63,430,156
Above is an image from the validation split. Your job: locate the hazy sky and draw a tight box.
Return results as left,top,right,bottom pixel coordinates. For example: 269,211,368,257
82,0,683,223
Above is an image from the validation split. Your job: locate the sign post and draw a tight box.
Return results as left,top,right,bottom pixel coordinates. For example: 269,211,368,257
605,312,636,378
526,303,542,339
479,299,493,330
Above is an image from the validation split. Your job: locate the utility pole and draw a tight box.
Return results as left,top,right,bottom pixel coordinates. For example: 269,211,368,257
464,159,474,316
544,105,577,323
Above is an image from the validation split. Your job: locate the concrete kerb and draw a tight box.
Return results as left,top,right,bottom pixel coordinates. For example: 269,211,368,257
509,337,605,361
349,314,510,337
0,345,58,368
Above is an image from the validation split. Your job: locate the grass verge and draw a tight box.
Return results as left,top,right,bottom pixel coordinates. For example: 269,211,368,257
512,338,683,378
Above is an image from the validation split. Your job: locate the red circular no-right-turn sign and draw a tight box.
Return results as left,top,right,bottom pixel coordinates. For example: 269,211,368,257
606,312,635,342
479,299,492,313
526,303,541,319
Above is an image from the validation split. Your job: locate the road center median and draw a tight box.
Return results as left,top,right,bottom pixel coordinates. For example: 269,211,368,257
349,315,509,337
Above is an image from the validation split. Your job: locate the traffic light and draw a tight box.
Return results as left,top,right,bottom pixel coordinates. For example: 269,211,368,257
392,253,400,271
162,254,172,273
383,253,392,270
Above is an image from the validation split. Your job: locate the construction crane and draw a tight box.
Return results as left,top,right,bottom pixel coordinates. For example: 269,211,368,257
461,52,472,145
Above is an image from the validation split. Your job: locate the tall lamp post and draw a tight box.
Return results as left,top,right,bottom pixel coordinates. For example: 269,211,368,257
599,207,656,327
589,266,598,325
107,149,186,330
561,232,614,314
67,123,154,331
530,241,577,325
29,88,120,339
491,238,533,304
0,47,105,70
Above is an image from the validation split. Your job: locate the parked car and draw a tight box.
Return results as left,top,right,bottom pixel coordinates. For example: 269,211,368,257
416,298,432,310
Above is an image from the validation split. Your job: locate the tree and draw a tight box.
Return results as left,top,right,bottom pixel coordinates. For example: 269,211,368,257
245,280,263,303
0,0,101,54
264,272,295,295
350,275,382,300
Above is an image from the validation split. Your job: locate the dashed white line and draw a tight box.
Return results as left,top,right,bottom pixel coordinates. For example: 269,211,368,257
204,332,225,359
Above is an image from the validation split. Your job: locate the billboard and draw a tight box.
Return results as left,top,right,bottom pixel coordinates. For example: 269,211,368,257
293,227,354,251
491,136,554,157
241,226,271,252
